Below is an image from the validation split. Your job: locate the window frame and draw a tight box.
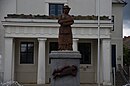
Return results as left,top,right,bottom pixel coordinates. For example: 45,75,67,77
44,0,67,15
78,41,93,66
18,40,36,65
49,3,64,16
78,43,91,64
20,42,34,64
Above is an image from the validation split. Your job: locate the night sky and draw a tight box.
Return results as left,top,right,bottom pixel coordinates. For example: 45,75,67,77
123,0,130,36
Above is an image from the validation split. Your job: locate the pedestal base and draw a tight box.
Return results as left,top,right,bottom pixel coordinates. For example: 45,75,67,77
49,51,81,86
103,82,112,86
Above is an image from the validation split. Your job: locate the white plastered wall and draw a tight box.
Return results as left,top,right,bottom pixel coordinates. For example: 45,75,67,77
112,4,124,66
0,0,16,82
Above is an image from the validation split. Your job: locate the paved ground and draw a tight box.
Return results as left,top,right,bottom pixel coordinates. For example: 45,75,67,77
23,84,103,86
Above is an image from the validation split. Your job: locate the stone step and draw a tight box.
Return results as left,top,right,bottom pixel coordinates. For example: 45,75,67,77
23,84,99,86
23,84,50,86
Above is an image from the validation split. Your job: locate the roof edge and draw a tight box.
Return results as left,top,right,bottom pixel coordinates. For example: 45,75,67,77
5,14,110,20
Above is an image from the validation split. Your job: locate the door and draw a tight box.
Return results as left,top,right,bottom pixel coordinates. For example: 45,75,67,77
78,40,97,83
111,45,116,68
14,39,38,84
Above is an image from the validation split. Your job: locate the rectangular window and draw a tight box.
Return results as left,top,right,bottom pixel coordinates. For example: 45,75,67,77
49,42,58,53
78,43,91,64
49,42,58,63
49,3,64,16
20,42,34,64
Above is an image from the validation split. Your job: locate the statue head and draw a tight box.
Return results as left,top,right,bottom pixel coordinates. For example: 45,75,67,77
63,5,71,9
63,5,71,14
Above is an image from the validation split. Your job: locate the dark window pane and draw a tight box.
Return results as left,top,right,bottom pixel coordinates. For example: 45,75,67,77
57,5,63,16
49,42,58,53
111,45,116,68
27,53,33,63
21,47,27,52
20,53,27,64
21,44,27,47
50,4,56,16
28,43,34,52
78,43,91,64
21,44,27,52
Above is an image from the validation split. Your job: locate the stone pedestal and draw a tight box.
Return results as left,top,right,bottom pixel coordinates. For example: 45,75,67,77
49,51,81,86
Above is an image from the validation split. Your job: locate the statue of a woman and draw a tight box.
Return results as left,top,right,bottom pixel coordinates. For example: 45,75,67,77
58,5,74,50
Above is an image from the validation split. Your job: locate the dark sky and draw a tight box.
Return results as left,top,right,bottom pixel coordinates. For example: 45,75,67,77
123,0,130,36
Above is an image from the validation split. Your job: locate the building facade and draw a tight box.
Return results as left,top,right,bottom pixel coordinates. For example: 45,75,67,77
0,0,126,85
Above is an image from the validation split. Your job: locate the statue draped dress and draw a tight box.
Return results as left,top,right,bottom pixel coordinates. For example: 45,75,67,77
58,14,74,50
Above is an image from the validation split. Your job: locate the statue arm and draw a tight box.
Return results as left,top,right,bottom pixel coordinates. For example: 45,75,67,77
62,20,74,26
62,18,74,26
58,15,74,26
58,15,64,24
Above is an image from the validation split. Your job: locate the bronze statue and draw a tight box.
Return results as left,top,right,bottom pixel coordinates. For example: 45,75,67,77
58,5,74,50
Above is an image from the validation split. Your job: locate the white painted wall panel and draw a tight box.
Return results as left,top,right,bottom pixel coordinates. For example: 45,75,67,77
0,0,16,75
112,4,123,38
69,0,96,16
112,4,124,65
17,0,45,15
69,0,111,17
0,0,16,20
100,0,112,17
